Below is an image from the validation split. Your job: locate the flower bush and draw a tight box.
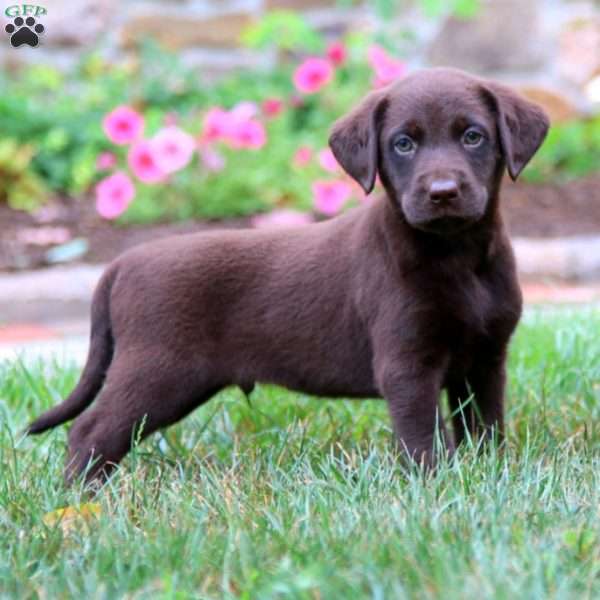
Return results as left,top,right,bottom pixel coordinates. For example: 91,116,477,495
1,8,598,223
89,33,402,224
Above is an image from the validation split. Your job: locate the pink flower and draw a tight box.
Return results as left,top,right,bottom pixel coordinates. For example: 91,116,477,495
229,119,267,150
367,45,407,87
318,148,339,173
293,58,334,94
251,209,313,229
95,172,135,219
201,104,266,149
224,103,266,149
151,127,196,174
262,97,284,118
327,41,347,67
293,146,313,168
102,106,144,145
128,140,166,184
230,102,259,122
202,107,231,142
312,180,352,216
96,151,117,171
198,144,226,172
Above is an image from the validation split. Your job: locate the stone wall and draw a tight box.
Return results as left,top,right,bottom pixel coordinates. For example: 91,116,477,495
1,0,599,120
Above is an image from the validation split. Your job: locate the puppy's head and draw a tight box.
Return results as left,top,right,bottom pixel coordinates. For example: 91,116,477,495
329,68,549,235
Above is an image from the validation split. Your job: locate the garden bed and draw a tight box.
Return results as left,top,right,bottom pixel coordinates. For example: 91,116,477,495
2,25,600,274
1,174,600,272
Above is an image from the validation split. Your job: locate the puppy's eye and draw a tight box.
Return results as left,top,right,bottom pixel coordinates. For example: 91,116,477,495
393,135,416,155
462,128,484,147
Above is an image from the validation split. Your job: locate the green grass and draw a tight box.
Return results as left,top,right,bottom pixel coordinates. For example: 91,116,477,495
1,308,600,599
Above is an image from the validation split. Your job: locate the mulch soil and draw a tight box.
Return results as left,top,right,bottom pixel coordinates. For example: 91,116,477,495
1,175,600,272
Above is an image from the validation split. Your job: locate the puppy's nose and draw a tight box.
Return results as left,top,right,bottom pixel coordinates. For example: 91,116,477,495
429,179,458,204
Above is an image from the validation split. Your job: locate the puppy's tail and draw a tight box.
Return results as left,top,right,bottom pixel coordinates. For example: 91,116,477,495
26,266,118,435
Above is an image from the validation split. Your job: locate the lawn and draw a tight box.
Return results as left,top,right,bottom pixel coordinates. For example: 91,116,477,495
1,308,599,599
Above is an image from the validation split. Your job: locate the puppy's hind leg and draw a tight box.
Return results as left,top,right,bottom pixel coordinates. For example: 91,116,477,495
65,355,222,485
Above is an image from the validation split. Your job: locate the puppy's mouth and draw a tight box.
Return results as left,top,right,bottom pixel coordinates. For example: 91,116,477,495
411,215,477,235
399,187,488,236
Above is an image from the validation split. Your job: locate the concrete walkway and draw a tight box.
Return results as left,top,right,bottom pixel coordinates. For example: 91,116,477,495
0,265,99,365
0,320,90,365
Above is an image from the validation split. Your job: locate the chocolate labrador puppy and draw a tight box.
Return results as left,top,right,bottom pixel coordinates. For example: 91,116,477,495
28,68,549,483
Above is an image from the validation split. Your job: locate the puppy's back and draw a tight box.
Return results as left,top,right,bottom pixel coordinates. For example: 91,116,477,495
104,205,378,396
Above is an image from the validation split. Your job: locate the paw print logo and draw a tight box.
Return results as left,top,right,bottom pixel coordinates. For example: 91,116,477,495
5,16,45,47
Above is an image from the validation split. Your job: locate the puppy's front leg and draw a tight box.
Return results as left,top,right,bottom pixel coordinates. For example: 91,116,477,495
375,355,453,468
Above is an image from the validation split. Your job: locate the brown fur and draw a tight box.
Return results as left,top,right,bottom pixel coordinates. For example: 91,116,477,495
27,68,549,483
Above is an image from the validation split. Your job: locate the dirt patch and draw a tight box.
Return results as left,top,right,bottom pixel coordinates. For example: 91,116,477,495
1,174,600,272
502,175,600,238
0,200,247,271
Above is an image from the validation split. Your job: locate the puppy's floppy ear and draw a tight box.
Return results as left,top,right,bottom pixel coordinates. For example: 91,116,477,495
328,89,388,194
482,83,550,181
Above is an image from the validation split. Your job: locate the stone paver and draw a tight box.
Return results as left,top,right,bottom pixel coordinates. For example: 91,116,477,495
0,265,103,325
513,236,600,281
520,281,600,303
0,319,89,366
0,323,59,343
0,336,90,366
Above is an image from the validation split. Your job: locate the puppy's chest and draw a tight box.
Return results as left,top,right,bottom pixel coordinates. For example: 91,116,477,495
429,272,504,346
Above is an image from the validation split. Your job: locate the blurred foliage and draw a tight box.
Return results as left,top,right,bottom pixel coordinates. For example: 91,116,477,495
0,4,598,223
523,116,600,183
241,11,323,53
419,0,481,18
121,62,372,223
339,0,480,19
0,32,374,222
0,139,47,210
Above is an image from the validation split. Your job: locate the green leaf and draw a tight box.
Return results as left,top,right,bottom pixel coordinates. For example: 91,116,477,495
420,0,446,18
453,0,480,19
241,11,323,53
